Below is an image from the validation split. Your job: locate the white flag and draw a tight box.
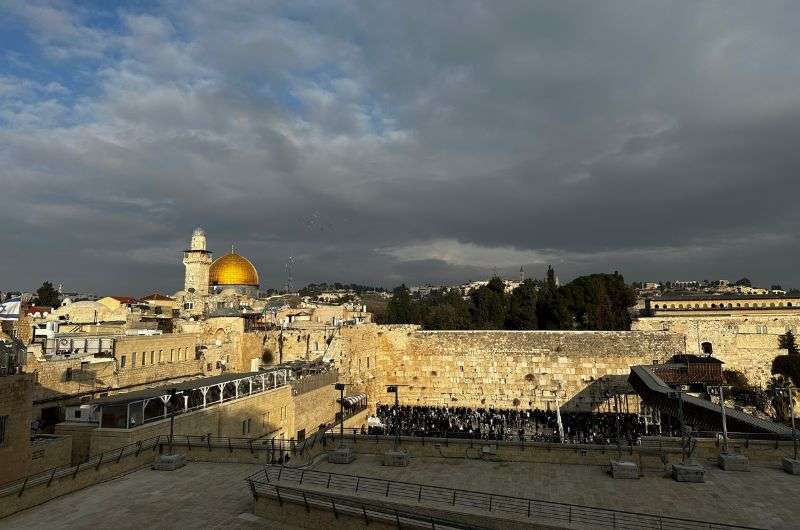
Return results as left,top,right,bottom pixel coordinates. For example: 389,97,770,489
0,297,21,321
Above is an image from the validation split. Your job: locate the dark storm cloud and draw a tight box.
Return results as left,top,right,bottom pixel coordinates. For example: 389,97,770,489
2,1,800,294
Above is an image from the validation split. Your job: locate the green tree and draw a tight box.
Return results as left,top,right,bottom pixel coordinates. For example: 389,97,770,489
766,376,795,422
536,267,572,330
733,277,751,287
505,279,538,330
773,330,800,387
469,277,508,329
779,330,799,355
559,272,635,330
34,281,61,308
386,284,414,324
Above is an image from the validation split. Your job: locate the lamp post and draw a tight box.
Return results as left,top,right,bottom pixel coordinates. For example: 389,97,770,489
168,388,181,455
792,387,798,461
334,382,346,445
781,386,798,461
387,385,400,450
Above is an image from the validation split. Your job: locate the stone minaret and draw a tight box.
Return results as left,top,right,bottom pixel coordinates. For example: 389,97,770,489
183,227,212,295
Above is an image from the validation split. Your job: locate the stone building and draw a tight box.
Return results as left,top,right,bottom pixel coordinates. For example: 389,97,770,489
633,293,800,385
0,372,34,482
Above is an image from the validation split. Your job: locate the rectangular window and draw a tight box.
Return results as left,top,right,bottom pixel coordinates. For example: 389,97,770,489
131,352,137,367
158,350,163,363
150,351,154,364
247,418,252,434
141,353,146,366
120,355,126,368
170,349,174,362
262,412,270,429
0,415,7,446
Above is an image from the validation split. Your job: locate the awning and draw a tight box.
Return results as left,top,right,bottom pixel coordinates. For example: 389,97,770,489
340,393,367,407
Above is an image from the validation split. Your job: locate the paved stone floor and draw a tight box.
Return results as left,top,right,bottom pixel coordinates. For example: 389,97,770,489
0,462,302,530
312,455,800,529
3,458,798,529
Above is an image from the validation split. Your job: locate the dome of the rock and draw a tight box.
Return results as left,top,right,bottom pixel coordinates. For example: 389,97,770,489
209,251,259,288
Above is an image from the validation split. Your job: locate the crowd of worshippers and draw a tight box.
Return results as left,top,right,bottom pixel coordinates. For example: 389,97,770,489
370,404,667,444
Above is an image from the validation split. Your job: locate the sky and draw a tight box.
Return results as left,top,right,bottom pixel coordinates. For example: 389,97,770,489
2,1,800,295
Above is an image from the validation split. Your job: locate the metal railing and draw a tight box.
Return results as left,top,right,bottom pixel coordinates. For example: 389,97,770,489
0,436,162,499
249,466,765,530
0,434,303,499
248,481,489,529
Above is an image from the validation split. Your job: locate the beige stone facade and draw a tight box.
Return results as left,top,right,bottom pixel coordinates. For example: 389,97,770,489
632,313,800,385
327,325,686,410
0,373,34,482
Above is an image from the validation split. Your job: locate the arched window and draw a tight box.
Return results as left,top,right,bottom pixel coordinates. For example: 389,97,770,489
711,304,717,308
789,302,793,307
701,342,713,355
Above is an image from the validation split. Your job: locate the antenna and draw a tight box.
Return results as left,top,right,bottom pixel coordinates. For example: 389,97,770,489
519,266,524,283
285,256,295,293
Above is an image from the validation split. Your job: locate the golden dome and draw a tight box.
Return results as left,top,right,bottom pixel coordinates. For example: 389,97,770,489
209,250,259,287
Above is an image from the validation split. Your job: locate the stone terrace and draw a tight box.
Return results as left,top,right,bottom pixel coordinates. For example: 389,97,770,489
3,455,798,529
308,454,799,529
0,462,306,530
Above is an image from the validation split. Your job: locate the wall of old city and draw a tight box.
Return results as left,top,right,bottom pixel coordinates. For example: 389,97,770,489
272,328,335,364
0,374,34,483
336,325,416,408
292,384,337,440
392,330,684,409
329,326,685,410
632,314,800,386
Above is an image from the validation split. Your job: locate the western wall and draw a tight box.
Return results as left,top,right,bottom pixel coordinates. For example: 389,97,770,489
329,325,688,410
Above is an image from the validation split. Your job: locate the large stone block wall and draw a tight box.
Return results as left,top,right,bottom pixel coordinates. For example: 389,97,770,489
387,330,683,409
336,325,416,408
329,326,684,410
293,385,337,440
632,314,800,386
0,374,33,483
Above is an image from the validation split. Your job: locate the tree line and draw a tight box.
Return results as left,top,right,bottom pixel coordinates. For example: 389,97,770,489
381,267,636,331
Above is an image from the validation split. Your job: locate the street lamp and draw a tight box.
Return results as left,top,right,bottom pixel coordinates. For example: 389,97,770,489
387,385,400,450
775,385,798,461
334,382,346,444
709,385,731,454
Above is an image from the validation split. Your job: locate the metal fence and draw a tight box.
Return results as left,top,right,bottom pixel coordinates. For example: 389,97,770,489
248,481,490,529
0,434,303,499
248,466,765,530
